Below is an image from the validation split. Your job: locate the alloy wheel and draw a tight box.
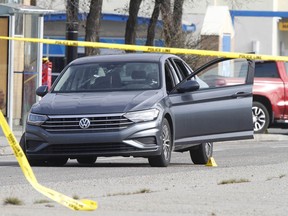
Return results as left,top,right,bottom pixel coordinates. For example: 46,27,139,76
162,124,171,161
252,106,266,132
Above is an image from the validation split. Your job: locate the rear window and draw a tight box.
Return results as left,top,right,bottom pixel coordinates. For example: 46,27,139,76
255,62,279,78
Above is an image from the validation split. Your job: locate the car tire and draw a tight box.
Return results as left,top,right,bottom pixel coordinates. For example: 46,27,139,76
77,156,97,165
148,118,172,167
19,133,46,166
190,142,213,164
252,101,270,134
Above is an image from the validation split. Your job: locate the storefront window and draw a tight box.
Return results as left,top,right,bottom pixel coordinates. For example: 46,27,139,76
15,13,23,35
22,14,38,124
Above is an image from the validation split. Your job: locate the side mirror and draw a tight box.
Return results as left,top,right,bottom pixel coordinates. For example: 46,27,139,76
36,85,48,97
177,80,200,93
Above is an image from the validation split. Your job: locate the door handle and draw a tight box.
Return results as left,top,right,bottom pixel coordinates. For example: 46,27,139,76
231,92,251,98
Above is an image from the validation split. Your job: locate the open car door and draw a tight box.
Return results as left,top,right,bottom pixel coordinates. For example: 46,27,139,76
169,58,255,148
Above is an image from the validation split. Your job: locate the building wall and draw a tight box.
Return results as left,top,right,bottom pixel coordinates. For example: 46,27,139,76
277,0,288,11
183,0,288,55
234,17,274,54
233,0,274,54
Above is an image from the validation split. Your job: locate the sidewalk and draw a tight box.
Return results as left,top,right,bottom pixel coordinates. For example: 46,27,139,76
0,125,23,156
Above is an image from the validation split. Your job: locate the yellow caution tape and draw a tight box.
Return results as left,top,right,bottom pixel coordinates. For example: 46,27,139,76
1,35,288,61
0,110,97,211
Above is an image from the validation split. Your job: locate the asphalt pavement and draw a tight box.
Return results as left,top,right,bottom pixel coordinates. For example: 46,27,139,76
1,138,288,216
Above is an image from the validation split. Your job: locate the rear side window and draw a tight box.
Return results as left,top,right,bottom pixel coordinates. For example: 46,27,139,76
255,62,279,78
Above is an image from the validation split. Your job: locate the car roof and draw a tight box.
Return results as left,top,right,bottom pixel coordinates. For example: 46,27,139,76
70,53,177,65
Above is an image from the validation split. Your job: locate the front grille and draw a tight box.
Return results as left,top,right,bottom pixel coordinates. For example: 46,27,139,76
40,143,138,154
41,114,134,132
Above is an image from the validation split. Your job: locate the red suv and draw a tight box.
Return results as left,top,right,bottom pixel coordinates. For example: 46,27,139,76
252,61,288,133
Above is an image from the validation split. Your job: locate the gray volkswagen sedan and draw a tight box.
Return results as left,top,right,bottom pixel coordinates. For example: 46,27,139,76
20,53,254,167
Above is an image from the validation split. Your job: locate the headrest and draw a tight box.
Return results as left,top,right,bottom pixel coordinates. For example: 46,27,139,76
131,70,146,79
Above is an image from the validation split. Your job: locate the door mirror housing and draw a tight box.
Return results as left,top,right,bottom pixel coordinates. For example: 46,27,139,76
177,80,200,93
36,85,48,97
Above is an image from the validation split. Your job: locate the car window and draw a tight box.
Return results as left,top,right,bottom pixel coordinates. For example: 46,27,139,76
254,61,279,78
169,59,190,81
164,61,177,92
52,62,161,92
196,59,248,89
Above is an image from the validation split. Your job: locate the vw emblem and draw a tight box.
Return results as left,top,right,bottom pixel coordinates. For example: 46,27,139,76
79,118,90,129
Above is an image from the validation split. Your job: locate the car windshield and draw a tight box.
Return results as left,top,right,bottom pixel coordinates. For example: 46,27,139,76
52,62,161,92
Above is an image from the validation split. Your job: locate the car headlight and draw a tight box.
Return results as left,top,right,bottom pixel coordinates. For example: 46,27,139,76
27,113,48,126
124,108,159,123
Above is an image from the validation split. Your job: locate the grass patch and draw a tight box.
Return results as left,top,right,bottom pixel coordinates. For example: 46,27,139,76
107,188,152,197
34,199,51,204
218,178,250,185
267,174,286,181
45,204,55,208
3,197,23,205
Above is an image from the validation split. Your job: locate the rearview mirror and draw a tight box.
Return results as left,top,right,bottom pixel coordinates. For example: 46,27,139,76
36,85,48,97
177,80,200,93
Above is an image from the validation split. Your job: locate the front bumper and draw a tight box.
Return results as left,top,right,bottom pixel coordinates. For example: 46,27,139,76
24,120,162,159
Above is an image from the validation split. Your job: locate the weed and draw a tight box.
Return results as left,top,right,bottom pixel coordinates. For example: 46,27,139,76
107,188,152,197
3,197,23,205
218,178,250,185
34,199,51,204
138,188,151,194
267,174,286,181
45,204,55,208
73,195,80,200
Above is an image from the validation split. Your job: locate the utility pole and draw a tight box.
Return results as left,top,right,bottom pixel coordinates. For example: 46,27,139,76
65,0,79,65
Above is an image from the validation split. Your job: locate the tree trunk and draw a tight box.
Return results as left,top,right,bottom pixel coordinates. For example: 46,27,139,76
66,0,79,65
171,0,185,47
145,0,162,46
160,0,185,48
85,0,103,56
160,0,172,47
125,0,142,52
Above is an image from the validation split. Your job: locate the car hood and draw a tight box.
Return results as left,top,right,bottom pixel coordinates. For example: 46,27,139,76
31,90,164,115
